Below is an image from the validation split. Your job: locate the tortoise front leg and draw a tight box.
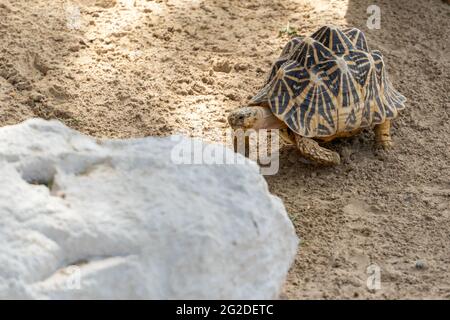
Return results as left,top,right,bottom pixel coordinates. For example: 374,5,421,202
294,134,341,166
374,120,393,149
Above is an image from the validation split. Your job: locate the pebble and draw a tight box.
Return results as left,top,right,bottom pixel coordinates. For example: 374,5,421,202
30,92,46,102
212,59,232,73
415,260,426,270
69,44,80,52
234,62,249,71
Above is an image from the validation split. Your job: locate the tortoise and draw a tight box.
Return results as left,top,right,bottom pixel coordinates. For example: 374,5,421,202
228,25,406,165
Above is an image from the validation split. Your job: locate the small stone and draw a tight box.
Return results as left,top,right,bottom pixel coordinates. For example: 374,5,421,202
415,260,427,270
212,59,232,73
69,44,80,52
234,62,248,71
30,92,45,102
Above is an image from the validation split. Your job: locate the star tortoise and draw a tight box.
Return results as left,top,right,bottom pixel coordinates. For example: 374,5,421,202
228,25,406,165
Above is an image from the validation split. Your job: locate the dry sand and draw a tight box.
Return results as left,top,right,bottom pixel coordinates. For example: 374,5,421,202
0,0,449,299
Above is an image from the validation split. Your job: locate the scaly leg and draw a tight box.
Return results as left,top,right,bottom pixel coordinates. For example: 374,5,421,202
374,120,393,149
294,134,341,166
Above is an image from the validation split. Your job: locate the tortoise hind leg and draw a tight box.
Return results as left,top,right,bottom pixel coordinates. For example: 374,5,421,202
374,120,393,149
294,134,341,166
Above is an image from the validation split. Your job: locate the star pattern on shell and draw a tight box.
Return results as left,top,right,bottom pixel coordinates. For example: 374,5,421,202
250,25,406,137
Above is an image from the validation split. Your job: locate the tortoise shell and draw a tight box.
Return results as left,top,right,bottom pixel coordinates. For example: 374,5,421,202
250,26,406,137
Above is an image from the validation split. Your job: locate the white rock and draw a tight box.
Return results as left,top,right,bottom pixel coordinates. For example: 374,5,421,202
0,119,298,299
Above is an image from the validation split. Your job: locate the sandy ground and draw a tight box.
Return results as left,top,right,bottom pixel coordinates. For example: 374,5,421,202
0,0,449,299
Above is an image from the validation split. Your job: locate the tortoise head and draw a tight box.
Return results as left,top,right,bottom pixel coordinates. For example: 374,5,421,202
228,106,286,131
227,107,261,130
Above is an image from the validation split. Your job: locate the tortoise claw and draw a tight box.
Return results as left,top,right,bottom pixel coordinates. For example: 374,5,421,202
375,139,393,151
